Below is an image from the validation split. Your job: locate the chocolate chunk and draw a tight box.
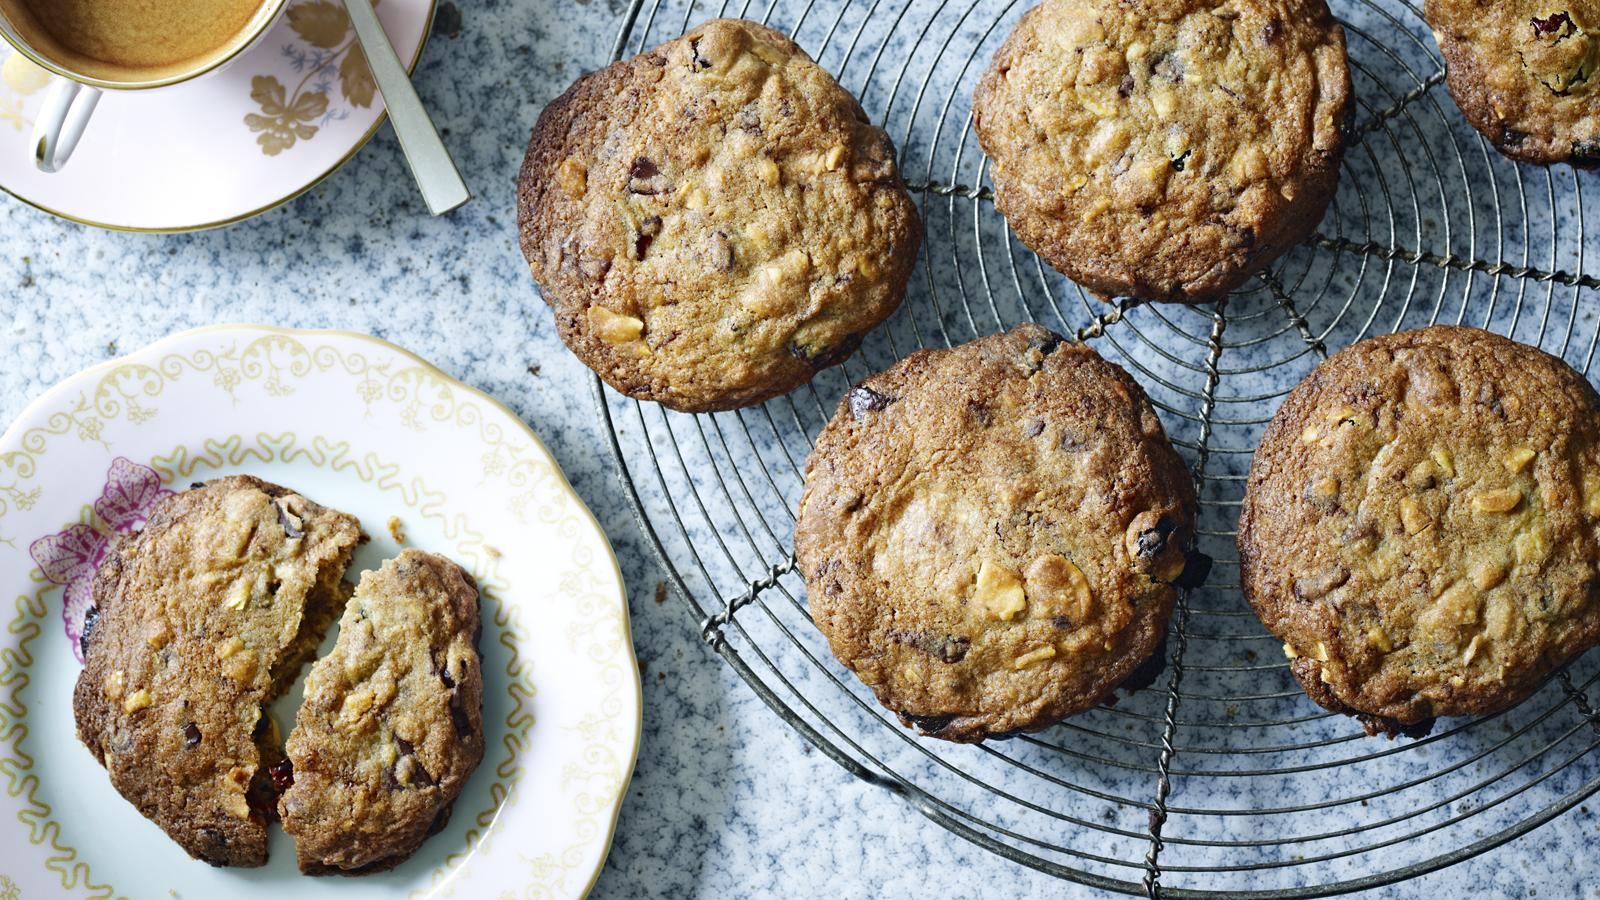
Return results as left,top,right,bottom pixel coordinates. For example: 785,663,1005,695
1171,149,1192,172
1118,74,1135,97
189,482,206,490
1134,517,1179,561
626,157,664,194
450,691,473,737
183,722,202,747
689,36,710,70
274,500,302,539
1572,139,1600,166
902,712,957,735
79,605,101,656
633,215,663,261
847,385,896,418
790,332,863,370
1262,19,1282,42
1174,550,1213,590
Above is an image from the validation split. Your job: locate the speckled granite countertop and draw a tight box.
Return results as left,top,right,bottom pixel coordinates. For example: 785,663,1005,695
2,0,1599,896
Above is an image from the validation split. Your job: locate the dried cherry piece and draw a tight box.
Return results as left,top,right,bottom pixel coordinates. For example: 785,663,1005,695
269,759,295,792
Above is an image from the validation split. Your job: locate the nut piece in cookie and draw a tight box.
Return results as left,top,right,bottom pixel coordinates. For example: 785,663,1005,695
795,324,1199,742
71,475,363,866
1240,326,1600,734
1425,0,1600,166
517,18,923,412
973,0,1351,302
279,549,485,875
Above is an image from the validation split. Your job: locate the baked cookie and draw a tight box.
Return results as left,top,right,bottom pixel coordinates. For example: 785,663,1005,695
279,549,484,874
1239,326,1600,735
795,324,1200,742
73,476,363,867
1425,0,1600,166
517,18,923,412
973,0,1350,303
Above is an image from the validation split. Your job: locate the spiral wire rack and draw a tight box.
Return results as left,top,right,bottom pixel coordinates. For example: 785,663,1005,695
589,0,1600,894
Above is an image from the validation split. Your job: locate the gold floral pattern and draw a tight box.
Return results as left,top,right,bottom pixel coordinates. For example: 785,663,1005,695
243,0,379,156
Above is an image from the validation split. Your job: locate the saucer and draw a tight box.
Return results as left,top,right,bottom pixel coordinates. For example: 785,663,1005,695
0,325,639,898
0,0,437,232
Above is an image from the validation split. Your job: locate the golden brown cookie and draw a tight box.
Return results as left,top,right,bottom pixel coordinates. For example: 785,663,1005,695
72,476,362,867
279,549,484,875
1426,0,1600,166
973,0,1350,303
517,18,923,412
795,324,1199,742
1240,326,1600,736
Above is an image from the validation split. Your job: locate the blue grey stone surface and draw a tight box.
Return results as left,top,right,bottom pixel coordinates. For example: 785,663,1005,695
2,0,1599,897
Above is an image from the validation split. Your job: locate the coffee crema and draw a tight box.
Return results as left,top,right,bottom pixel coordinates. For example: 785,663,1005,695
0,0,274,83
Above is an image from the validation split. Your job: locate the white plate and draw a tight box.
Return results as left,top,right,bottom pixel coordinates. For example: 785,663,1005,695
0,325,640,899
0,0,435,232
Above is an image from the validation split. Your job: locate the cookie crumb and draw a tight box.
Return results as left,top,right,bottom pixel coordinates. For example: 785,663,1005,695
654,581,667,604
387,516,407,543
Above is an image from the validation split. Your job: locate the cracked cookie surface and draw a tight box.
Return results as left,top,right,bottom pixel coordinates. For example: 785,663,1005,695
795,324,1197,742
279,549,484,874
1426,0,1600,166
1433,0,1593,166
517,18,923,412
973,0,1350,303
72,476,362,866
1240,326,1600,734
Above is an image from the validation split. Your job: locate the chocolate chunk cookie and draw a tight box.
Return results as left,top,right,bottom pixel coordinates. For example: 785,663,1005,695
795,324,1199,742
518,18,923,412
973,0,1350,303
1240,326,1600,735
280,550,484,874
1426,0,1600,166
72,476,362,866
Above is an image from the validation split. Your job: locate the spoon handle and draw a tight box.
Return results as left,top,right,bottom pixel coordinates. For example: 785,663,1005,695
342,0,472,215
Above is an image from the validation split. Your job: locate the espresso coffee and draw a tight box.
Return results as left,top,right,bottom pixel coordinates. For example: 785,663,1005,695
0,0,274,83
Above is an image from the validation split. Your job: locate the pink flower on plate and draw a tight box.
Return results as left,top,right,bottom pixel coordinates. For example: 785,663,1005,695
29,458,174,663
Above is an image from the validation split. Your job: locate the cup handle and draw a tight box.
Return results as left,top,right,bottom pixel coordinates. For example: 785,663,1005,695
32,78,102,173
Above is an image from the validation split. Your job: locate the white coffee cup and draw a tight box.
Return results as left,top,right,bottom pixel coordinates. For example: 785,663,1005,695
0,0,287,172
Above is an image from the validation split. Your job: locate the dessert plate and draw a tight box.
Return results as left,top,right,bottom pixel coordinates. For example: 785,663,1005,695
0,325,638,899
0,0,436,232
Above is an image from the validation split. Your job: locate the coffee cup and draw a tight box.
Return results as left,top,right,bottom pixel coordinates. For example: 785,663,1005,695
0,0,287,172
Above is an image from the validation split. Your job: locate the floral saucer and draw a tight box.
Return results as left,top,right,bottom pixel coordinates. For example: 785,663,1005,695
0,325,639,899
0,0,436,232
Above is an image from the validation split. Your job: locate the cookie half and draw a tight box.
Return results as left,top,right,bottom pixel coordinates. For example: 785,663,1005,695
279,549,485,874
518,18,923,412
1426,0,1600,167
795,324,1199,742
1240,326,1600,735
72,476,362,867
973,0,1350,303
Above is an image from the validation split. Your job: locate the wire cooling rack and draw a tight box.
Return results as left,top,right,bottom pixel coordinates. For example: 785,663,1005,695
588,0,1600,895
